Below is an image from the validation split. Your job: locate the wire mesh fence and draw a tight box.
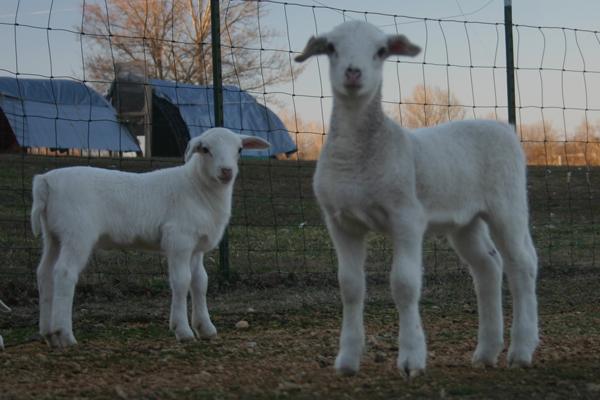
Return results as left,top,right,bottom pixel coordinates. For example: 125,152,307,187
0,0,599,300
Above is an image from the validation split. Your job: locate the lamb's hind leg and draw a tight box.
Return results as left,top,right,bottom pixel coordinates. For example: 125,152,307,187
37,234,59,342
448,218,504,367
50,240,94,348
326,217,367,376
489,214,539,367
190,252,217,339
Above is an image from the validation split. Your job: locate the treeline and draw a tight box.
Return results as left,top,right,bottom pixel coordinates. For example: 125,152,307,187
519,120,600,166
280,85,600,166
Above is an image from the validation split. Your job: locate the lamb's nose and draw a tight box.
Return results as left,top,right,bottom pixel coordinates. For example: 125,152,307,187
220,168,233,181
345,67,362,83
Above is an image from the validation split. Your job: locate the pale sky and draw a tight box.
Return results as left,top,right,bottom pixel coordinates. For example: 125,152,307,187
0,0,598,135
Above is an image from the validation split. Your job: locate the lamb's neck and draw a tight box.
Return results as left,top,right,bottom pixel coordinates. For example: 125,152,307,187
331,89,386,138
327,89,390,159
183,165,233,219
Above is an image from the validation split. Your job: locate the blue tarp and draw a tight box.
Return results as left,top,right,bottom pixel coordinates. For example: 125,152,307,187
149,79,296,157
0,77,140,152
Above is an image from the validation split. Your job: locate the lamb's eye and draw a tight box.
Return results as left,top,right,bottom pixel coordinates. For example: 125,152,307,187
238,148,243,154
201,146,211,155
376,46,387,58
327,43,336,54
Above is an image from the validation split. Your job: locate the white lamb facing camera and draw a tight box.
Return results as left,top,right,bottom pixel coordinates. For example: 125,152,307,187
295,20,539,378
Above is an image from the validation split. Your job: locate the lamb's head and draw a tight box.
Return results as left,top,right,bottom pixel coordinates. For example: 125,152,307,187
184,127,270,185
295,21,420,100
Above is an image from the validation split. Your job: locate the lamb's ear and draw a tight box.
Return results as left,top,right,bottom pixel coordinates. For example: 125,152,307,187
184,139,201,162
241,135,270,150
387,35,421,57
295,36,330,62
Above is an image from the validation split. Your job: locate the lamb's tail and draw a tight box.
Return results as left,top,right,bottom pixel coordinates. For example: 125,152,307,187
31,174,49,237
0,299,10,312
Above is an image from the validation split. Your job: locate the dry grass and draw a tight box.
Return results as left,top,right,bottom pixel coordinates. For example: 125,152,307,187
1,269,599,399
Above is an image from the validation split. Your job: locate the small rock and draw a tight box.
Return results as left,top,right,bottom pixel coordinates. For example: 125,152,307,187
235,320,249,329
246,307,256,313
367,335,379,347
246,341,257,349
462,304,475,313
318,355,329,367
115,385,128,399
587,383,600,392
278,381,304,392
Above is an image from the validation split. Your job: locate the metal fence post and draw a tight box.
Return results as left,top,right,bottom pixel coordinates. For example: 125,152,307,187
211,0,230,282
504,0,517,128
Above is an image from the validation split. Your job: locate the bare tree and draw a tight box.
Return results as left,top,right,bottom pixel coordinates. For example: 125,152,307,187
572,118,600,142
518,120,560,165
278,110,326,160
567,118,600,165
81,0,295,90
394,84,466,128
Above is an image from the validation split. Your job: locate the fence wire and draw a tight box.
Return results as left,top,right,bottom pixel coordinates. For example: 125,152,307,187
0,0,598,299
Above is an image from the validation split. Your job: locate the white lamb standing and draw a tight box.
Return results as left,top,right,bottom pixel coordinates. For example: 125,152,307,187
0,299,10,350
30,127,269,348
295,21,539,377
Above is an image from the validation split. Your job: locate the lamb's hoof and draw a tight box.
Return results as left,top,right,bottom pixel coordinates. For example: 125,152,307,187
42,332,52,346
397,351,426,381
334,352,360,376
0,335,4,350
48,330,77,348
472,358,498,369
175,328,196,343
508,341,537,368
193,323,217,340
508,350,533,368
399,365,424,381
472,346,501,368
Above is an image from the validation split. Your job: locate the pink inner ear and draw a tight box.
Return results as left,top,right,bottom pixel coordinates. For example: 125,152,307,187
388,36,420,56
388,40,406,54
242,137,269,149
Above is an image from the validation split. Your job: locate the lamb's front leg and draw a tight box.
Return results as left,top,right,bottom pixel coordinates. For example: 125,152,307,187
190,252,217,339
165,243,195,342
326,218,367,376
391,223,427,379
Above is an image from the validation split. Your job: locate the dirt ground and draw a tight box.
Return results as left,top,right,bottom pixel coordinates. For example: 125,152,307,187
1,268,599,399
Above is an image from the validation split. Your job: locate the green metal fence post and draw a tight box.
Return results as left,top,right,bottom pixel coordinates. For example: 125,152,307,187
504,0,517,128
211,0,230,282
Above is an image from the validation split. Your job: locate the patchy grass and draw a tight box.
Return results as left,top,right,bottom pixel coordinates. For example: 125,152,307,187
1,273,600,399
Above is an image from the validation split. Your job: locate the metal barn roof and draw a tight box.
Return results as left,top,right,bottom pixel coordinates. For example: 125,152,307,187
0,77,140,152
149,79,296,157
